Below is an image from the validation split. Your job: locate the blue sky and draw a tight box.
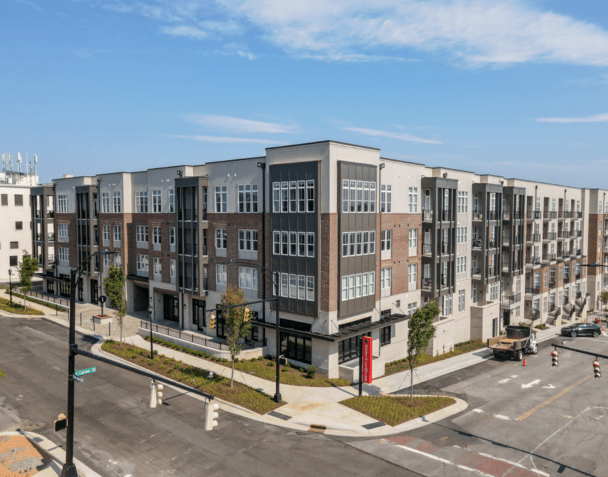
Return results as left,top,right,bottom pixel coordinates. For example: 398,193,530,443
2,0,608,187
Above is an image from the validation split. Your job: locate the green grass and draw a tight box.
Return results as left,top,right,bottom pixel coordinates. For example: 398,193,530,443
10,292,66,311
0,296,44,315
0,368,5,381
385,340,486,376
341,395,455,427
102,340,284,414
144,335,351,387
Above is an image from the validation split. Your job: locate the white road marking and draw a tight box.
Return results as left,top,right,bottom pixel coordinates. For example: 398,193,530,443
494,414,510,421
473,409,484,413
563,415,572,418
522,379,541,389
498,375,518,384
541,384,555,389
477,453,550,477
395,444,494,477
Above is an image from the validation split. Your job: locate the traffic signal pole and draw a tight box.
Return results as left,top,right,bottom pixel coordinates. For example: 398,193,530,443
551,341,608,360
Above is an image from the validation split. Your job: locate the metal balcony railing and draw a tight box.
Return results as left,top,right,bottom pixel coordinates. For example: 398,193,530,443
576,211,583,218
441,210,452,222
561,230,570,238
488,211,498,221
575,273,581,280
514,210,523,220
574,230,582,237
543,233,556,241
526,256,541,265
423,244,432,255
528,308,540,320
472,212,483,221
488,266,499,277
526,287,541,295
472,267,481,277
549,281,556,289
503,211,511,221
545,211,557,219
488,239,497,248
575,248,582,255
561,250,570,259
564,273,570,282
422,278,432,290
423,209,433,222
563,211,572,218
503,294,520,305
439,242,451,255
527,210,542,220
576,291,582,298
543,253,556,262
472,238,482,249
527,233,541,243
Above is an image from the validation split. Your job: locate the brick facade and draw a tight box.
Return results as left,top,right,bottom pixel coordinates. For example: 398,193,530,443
320,213,338,312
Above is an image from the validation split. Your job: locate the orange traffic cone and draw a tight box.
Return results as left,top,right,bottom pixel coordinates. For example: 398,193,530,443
523,358,526,366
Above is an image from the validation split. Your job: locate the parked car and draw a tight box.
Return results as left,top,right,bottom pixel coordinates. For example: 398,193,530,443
561,323,602,338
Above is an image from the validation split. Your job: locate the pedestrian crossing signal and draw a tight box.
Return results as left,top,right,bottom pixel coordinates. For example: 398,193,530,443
54,413,68,432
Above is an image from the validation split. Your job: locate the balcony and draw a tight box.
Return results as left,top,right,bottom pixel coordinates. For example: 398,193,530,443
513,236,523,246
439,275,449,289
503,294,520,305
513,210,523,220
513,261,521,271
561,250,570,259
472,211,483,221
563,211,572,218
576,211,583,218
472,267,481,279
423,244,432,256
526,255,541,265
423,209,433,222
488,266,499,278
573,230,582,238
549,281,556,289
488,211,498,221
564,274,571,283
48,233,55,242
561,230,570,239
527,308,540,320
542,253,557,262
575,273,581,280
527,233,541,243
543,232,556,241
548,304,556,313
439,242,451,255
488,239,497,249
503,211,511,221
526,287,541,295
422,277,432,291
440,210,452,222
575,248,582,256
544,211,557,220
472,238,482,249
527,210,542,220
47,211,55,219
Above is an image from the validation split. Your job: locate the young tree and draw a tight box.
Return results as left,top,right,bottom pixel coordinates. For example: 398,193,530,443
104,265,127,344
601,291,608,312
221,285,252,388
18,252,39,309
406,301,439,400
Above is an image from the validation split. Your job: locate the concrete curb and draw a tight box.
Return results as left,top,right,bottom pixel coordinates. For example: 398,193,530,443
0,431,102,477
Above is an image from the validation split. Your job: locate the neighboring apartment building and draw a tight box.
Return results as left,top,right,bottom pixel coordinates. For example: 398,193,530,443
32,140,601,380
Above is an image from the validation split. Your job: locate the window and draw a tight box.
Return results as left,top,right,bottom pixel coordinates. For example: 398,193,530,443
238,230,258,252
273,182,280,213
238,184,258,213
456,257,467,274
274,231,281,255
370,231,376,254
281,231,288,255
457,227,468,244
443,294,453,316
458,191,468,213
238,267,258,290
289,274,297,298
14,194,23,206
169,227,175,246
0,194,7,206
381,184,392,212
281,273,288,297
101,192,110,213
298,181,306,212
113,192,121,213
471,284,478,303
153,226,161,244
216,264,227,285
364,181,370,212
307,276,314,301
10,241,18,249
458,290,465,312
136,254,149,272
380,326,391,346
381,268,391,290
409,229,417,252
289,181,297,212
290,232,297,256
170,259,176,278
342,273,373,300
363,232,369,254
342,232,349,257
215,229,227,249
59,247,69,262
153,257,162,276
281,332,312,364
58,223,69,239
370,182,376,213
490,283,499,301
215,185,227,213
10,256,18,266
135,191,148,213
281,182,288,212
381,230,392,251
152,189,162,213
307,180,315,212
409,187,418,213
408,264,417,290
136,225,148,243
114,253,121,267
113,225,121,242
57,195,69,213
407,302,418,315
102,225,109,241
298,275,306,300
169,188,175,213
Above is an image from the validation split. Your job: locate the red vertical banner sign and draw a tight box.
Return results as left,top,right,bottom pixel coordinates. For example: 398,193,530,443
362,336,373,383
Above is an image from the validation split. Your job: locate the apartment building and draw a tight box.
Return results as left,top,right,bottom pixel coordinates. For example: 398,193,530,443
586,189,608,310
33,140,600,380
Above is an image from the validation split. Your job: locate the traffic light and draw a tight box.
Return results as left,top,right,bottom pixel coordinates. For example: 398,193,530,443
205,401,219,431
593,360,601,378
551,350,559,367
54,413,68,432
209,312,216,329
150,381,164,408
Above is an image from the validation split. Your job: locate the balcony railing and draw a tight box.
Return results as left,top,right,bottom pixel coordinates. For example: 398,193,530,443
575,248,582,255
543,232,556,241
439,242,451,255
527,233,541,243
563,211,572,218
561,230,570,238
423,244,432,255
472,267,481,277
561,250,570,259
564,296,570,305
548,304,556,313
514,210,523,220
472,212,483,221
573,230,582,238
575,273,581,280
472,238,482,249
526,256,541,265
528,308,540,320
545,211,557,219
576,211,583,218
423,209,433,222
422,277,432,290
503,294,520,305
526,287,541,295
439,275,449,288
513,236,523,245
543,253,556,262
503,211,511,221
488,239,497,248
488,211,498,221
48,233,55,242
549,281,556,289
513,261,521,271
488,266,499,277
441,210,452,222
564,274,570,282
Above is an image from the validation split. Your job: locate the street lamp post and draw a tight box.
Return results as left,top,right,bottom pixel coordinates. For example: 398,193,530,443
8,269,12,305
148,303,154,359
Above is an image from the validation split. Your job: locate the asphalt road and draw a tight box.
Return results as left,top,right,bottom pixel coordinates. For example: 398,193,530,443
348,334,608,476
0,316,425,477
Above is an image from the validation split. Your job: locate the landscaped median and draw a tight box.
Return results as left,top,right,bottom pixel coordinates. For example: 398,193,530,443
385,340,486,376
102,340,284,414
0,297,44,316
143,335,352,387
341,395,456,426
9,292,66,312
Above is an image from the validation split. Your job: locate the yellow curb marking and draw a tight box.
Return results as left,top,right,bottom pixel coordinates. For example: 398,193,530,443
516,375,592,421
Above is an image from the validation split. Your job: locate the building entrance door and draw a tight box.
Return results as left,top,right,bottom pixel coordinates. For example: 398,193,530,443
90,279,98,304
163,294,179,322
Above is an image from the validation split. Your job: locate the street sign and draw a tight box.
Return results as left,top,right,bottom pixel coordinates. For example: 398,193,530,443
74,367,96,377
362,337,373,383
72,375,84,383
99,296,106,304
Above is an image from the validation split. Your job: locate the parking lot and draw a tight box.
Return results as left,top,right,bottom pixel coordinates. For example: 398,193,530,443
348,330,608,476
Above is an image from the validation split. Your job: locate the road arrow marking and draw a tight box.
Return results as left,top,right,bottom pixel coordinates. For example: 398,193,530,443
498,375,518,384
542,384,555,389
522,379,541,389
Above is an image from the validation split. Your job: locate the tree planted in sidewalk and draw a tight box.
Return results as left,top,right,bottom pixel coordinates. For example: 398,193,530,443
601,291,608,311
104,265,127,344
18,252,38,309
406,301,439,400
220,285,252,388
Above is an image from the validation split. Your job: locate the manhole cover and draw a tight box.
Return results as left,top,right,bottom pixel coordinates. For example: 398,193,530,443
454,442,469,448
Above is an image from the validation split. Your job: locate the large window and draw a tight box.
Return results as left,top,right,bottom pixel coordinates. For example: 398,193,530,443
153,226,161,245
381,230,392,251
380,326,391,346
135,191,148,213
341,272,374,301
381,184,392,212
136,225,148,243
281,332,312,364
152,189,162,213
342,230,375,257
409,229,417,252
381,268,391,290
193,299,205,327
216,264,227,285
102,192,110,213
408,187,418,213
215,185,227,213
59,247,70,262
408,264,417,290
458,191,468,213
458,290,465,312
215,229,227,249
238,230,258,251
279,273,315,301
102,225,109,242
57,195,69,213
238,184,258,213
113,225,121,242
272,180,315,213
113,192,121,213
338,334,370,364
58,223,69,240
238,267,258,290
457,227,468,244
169,188,175,213
136,254,149,272
153,257,162,276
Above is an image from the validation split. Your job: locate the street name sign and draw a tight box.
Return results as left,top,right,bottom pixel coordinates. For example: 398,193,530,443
75,367,97,377
72,375,84,383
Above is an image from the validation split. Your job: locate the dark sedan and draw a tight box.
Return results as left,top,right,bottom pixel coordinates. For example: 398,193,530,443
561,323,602,338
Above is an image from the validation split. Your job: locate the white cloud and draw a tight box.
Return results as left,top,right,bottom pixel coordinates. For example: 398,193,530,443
220,0,608,66
170,135,281,144
102,2,133,13
185,114,296,133
343,127,442,144
535,113,608,123
160,25,208,40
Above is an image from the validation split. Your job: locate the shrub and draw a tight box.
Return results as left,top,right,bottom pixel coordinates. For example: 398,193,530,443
153,350,158,355
257,356,263,361
159,365,165,370
266,362,274,367
148,361,154,366
251,358,257,362
284,360,290,368
234,358,239,363
307,365,316,378
222,359,228,363
167,369,173,375
163,359,170,365
281,368,289,372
